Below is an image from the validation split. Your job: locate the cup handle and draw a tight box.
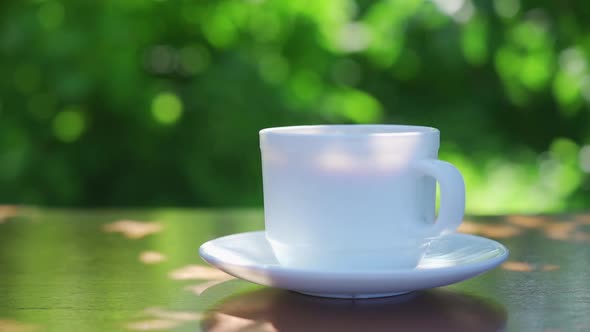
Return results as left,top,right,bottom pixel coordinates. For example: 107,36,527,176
415,159,465,235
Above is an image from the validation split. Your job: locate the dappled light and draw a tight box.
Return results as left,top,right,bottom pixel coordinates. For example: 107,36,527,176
316,151,356,172
542,220,590,242
541,264,560,272
501,261,533,272
169,265,233,281
575,214,590,224
0,209,588,330
141,308,201,322
126,319,181,331
139,251,167,264
2,0,590,327
543,221,578,241
502,261,560,272
0,320,38,332
457,220,480,234
458,220,522,239
476,224,522,239
573,233,590,241
460,216,590,242
506,215,549,229
102,220,163,239
0,205,19,223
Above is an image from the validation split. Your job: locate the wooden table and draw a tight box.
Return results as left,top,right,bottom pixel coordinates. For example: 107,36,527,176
0,207,589,331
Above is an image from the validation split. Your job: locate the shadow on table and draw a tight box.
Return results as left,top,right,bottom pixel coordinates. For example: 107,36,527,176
201,287,507,332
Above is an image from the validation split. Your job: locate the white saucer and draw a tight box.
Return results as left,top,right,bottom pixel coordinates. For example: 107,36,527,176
199,231,508,299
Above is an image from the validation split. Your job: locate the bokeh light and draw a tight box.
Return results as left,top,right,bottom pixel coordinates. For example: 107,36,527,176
0,0,589,212
52,107,86,143
493,0,520,19
38,1,65,30
145,45,177,75
258,53,289,85
579,146,590,173
179,45,210,76
151,93,183,125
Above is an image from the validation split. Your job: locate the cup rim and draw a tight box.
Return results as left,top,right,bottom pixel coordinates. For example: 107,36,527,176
260,125,439,138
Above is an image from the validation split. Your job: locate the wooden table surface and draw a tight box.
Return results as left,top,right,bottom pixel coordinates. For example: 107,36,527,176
0,206,589,332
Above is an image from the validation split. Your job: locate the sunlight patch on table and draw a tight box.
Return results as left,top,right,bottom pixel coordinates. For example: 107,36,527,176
506,215,548,229
142,308,201,322
0,205,19,223
543,221,578,241
455,217,590,242
126,319,180,331
574,214,590,225
457,220,479,234
102,220,163,239
0,319,38,332
502,261,560,272
541,264,560,271
459,220,522,239
139,251,167,264
169,265,234,281
501,261,534,272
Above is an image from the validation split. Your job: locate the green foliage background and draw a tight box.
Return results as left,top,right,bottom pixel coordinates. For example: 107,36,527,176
1,0,590,213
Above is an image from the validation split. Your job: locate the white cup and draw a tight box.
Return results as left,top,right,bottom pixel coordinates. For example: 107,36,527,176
260,125,465,271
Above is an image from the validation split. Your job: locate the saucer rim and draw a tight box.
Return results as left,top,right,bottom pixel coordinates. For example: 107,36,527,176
199,231,509,278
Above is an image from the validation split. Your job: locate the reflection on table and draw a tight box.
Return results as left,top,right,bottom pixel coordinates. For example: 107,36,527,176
202,285,506,332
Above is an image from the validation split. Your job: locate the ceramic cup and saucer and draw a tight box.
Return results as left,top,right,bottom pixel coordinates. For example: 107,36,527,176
200,125,509,298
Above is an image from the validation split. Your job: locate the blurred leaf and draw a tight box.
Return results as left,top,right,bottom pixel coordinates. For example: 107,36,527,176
0,0,588,214
461,15,488,66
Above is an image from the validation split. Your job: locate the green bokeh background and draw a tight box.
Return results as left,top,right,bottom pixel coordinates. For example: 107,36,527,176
1,0,590,213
